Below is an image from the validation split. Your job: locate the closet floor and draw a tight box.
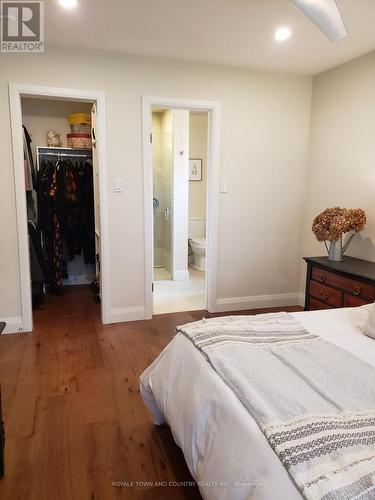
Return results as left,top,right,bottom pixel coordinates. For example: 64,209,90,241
33,285,100,329
0,288,302,500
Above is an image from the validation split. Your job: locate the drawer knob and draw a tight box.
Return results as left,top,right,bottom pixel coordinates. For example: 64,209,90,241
320,275,327,283
353,287,361,296
320,292,329,301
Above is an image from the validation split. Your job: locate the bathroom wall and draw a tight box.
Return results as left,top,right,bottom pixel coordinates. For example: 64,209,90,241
172,110,190,280
189,112,208,225
152,110,173,273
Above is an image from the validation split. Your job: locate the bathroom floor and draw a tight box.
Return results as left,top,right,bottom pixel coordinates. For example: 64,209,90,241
153,267,205,314
154,267,172,281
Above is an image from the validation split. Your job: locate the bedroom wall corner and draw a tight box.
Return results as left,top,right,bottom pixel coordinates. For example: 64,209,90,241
301,49,375,294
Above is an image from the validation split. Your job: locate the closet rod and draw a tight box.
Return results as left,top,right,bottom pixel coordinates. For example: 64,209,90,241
38,152,92,158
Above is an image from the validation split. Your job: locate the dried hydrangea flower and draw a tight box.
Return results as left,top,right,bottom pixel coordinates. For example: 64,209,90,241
312,207,366,242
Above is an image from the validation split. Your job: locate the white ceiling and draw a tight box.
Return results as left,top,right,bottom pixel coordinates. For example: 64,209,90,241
46,0,375,75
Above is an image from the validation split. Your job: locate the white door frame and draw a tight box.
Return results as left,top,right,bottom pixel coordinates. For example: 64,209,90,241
9,83,111,331
142,96,221,318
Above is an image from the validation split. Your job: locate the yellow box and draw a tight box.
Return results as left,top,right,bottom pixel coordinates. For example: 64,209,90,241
68,113,91,125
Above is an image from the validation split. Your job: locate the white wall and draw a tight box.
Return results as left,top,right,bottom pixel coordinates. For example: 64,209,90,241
172,110,189,281
189,112,208,219
0,45,312,326
302,51,375,273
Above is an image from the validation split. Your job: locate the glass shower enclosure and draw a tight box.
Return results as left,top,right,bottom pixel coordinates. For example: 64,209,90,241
152,110,173,280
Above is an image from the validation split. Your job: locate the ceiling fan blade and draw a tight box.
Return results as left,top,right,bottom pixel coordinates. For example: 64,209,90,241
290,0,348,41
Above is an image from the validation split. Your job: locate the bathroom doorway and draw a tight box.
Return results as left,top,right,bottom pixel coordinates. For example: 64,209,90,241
143,96,220,318
151,108,208,314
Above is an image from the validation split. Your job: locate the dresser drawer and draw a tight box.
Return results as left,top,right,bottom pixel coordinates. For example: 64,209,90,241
311,266,375,301
309,280,342,307
342,294,370,308
309,297,334,310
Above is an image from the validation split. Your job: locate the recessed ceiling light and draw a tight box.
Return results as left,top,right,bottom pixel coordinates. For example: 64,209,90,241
275,27,292,42
58,0,77,8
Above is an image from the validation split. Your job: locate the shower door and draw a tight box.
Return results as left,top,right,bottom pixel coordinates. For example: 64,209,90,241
152,118,173,280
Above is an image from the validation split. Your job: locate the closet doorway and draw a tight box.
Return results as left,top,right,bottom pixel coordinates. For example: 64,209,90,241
9,84,109,332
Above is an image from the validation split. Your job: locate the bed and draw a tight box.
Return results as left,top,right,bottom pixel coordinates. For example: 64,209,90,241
140,307,375,500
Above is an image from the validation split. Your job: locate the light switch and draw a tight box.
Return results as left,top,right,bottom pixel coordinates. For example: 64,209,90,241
220,181,228,193
114,177,123,193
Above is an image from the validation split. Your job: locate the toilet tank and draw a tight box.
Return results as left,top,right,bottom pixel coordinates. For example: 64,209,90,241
188,217,206,239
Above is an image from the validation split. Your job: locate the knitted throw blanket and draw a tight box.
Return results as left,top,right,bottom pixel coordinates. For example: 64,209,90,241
177,313,375,500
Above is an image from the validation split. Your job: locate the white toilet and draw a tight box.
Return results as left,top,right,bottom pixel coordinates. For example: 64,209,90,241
190,237,206,271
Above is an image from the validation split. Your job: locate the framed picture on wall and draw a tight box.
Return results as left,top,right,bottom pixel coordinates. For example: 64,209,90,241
189,159,202,181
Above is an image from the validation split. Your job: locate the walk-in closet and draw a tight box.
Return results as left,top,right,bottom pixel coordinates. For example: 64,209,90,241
22,97,101,324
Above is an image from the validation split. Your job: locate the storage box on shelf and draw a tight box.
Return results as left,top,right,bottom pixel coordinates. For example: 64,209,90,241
68,113,91,126
70,124,91,134
67,113,92,149
67,133,92,149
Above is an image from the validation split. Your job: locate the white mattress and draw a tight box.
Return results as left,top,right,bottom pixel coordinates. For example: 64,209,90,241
140,307,375,500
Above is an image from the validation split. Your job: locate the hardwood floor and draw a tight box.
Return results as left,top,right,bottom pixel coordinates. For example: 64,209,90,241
0,287,302,499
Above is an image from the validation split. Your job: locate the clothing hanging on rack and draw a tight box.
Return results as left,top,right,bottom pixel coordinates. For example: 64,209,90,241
37,155,95,293
78,161,95,265
23,126,36,191
23,125,38,222
28,220,49,306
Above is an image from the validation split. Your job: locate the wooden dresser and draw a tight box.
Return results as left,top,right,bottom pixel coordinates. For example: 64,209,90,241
304,256,375,311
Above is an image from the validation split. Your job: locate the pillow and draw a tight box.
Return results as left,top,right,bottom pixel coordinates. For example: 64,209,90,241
364,304,375,340
350,303,374,332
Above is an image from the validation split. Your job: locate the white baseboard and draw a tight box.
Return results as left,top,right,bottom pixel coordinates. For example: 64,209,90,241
1,294,306,332
215,292,304,313
1,293,306,332
109,305,146,323
0,316,23,334
297,292,305,308
173,270,190,281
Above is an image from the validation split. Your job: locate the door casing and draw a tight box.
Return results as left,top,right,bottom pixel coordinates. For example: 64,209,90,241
9,83,110,331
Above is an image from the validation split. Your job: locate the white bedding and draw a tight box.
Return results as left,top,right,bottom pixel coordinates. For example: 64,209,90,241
140,308,375,500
